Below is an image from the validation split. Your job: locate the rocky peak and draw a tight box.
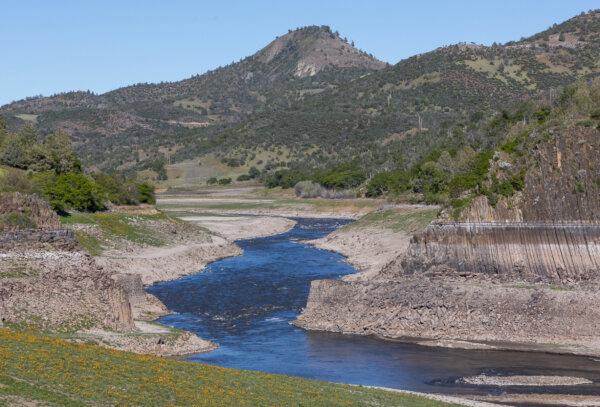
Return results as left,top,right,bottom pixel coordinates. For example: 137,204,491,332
254,25,386,77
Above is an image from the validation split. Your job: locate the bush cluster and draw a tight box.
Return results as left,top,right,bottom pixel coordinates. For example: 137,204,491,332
0,121,155,213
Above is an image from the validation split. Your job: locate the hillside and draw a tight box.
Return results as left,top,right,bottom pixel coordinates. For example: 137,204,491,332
2,11,600,180
0,329,458,406
1,25,385,171
214,11,600,170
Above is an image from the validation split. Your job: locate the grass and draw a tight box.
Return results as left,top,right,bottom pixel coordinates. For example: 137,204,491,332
348,209,438,233
0,329,457,407
73,230,104,256
61,212,171,252
14,113,38,123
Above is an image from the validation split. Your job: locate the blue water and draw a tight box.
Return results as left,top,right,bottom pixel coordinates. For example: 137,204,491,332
148,218,600,396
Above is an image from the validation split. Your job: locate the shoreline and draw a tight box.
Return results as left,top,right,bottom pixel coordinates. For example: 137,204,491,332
294,208,600,359
104,212,298,356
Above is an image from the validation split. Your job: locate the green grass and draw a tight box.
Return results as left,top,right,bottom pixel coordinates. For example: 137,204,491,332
348,209,438,233
73,230,104,256
0,329,457,407
61,212,170,250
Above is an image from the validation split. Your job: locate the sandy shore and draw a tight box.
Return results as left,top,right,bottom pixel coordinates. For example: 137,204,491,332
179,215,296,240
307,225,412,280
98,236,241,285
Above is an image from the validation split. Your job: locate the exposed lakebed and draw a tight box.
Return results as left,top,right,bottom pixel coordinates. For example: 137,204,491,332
147,217,600,399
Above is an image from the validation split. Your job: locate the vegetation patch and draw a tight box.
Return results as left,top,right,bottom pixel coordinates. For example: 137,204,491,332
62,213,170,247
0,329,456,407
349,209,438,233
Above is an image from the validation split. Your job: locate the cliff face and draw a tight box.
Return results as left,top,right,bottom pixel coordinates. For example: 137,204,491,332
296,276,600,354
296,103,600,353
0,232,134,331
520,125,600,222
401,223,600,284
298,219,600,354
0,193,134,331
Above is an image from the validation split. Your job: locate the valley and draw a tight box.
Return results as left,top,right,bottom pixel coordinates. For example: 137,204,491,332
2,5,600,406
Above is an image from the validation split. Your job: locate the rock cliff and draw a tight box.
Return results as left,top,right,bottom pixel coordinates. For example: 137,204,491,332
296,99,600,354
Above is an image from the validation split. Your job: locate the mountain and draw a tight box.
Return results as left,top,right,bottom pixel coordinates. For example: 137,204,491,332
1,26,385,170
212,11,600,170
2,11,600,178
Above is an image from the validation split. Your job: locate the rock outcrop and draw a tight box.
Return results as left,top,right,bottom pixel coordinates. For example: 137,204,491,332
297,216,600,354
296,275,600,354
0,234,135,332
401,222,600,283
0,192,61,231
296,121,600,355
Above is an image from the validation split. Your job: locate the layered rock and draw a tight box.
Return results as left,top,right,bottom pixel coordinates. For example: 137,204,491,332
0,193,134,331
296,276,600,354
0,235,135,332
401,222,600,284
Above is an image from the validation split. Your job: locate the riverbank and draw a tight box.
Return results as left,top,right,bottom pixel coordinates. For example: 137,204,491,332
305,206,438,279
0,197,299,359
177,214,296,240
0,328,460,407
61,208,297,356
156,187,384,219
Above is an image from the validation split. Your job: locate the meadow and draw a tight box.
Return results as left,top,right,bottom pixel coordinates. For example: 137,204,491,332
0,329,458,406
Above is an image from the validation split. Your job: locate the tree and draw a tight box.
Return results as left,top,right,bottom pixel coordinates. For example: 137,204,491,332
0,134,30,169
137,182,156,204
150,158,168,180
248,166,260,179
0,115,6,145
44,132,82,174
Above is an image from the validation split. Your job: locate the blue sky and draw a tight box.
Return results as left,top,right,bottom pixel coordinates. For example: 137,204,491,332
1,0,598,105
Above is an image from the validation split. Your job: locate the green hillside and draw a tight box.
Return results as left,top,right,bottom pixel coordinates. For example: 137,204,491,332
1,11,600,183
0,329,457,407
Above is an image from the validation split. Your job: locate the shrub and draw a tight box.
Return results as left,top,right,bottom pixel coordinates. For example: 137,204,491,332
217,177,232,185
0,212,37,231
365,170,410,197
264,169,307,188
313,164,365,189
43,173,106,213
136,182,156,204
248,166,260,179
0,168,37,194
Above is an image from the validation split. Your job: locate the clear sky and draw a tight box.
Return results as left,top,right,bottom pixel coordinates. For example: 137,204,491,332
1,0,598,105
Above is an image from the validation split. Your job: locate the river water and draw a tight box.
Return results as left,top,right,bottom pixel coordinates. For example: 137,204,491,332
147,217,600,398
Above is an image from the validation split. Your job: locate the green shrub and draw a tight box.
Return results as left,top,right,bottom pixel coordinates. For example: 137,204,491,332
264,169,307,189
0,212,37,231
365,170,410,197
313,164,365,189
137,182,155,204
43,173,106,213
217,177,232,185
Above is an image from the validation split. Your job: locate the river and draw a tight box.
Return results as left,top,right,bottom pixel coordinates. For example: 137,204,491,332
147,217,600,399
